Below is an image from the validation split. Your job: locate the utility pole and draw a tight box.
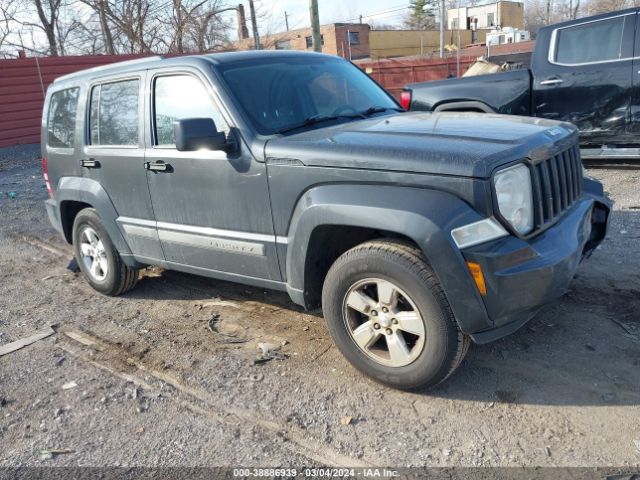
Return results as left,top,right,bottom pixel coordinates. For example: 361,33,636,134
439,0,445,58
249,0,261,50
456,0,461,76
309,0,322,53
285,11,289,31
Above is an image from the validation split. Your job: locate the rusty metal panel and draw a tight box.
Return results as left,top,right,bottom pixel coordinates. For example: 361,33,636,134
356,56,476,100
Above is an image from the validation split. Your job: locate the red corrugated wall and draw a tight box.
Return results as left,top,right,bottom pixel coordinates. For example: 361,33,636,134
0,54,150,148
0,49,527,148
355,56,476,99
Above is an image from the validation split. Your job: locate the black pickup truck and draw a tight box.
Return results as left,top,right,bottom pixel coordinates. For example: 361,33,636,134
402,8,640,160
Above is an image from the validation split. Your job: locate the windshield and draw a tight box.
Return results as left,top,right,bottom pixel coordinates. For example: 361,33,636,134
218,55,399,135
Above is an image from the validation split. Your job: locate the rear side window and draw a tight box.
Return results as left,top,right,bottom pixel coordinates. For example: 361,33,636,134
90,79,139,146
153,75,227,147
47,88,79,149
553,16,626,65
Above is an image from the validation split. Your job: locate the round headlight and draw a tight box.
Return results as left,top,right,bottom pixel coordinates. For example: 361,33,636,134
493,163,533,234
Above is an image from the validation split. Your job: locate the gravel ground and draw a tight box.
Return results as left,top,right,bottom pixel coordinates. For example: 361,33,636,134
0,144,639,470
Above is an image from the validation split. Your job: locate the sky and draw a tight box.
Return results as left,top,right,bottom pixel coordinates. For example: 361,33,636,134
245,0,410,35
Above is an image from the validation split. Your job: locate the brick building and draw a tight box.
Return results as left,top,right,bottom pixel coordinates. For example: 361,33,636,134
236,23,371,60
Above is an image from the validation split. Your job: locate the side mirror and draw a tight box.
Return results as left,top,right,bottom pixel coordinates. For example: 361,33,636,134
173,118,229,152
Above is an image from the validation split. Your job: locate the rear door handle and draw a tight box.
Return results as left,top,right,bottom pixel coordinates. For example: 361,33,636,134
144,161,171,172
80,158,100,168
540,78,563,86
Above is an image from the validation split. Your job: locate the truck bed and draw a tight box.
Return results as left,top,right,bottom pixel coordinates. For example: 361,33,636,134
406,68,532,117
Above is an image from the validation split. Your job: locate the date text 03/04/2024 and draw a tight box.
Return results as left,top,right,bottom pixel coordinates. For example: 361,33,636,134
232,468,400,477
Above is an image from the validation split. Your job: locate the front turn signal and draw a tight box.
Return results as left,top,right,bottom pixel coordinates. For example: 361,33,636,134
466,261,487,296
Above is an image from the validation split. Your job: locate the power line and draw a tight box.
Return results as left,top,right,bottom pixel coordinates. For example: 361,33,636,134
343,5,410,23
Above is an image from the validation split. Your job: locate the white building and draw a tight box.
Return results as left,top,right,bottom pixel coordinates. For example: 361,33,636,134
486,27,531,45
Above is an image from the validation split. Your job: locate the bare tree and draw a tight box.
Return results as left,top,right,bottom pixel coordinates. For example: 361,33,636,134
1,0,234,57
584,0,629,14
0,0,19,55
38,0,67,55
188,4,232,52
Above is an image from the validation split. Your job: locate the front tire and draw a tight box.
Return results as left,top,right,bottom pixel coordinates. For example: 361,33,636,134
321,239,469,390
72,208,138,296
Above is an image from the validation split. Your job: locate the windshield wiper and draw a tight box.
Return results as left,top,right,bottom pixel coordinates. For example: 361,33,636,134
275,107,403,135
276,114,355,135
358,106,404,117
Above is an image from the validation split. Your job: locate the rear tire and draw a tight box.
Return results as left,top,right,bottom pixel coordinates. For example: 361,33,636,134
321,239,469,390
72,208,138,296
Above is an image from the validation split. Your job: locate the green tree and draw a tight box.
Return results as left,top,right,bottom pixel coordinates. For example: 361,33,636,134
405,0,437,30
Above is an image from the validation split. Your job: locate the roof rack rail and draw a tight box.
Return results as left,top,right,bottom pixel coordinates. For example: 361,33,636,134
54,55,164,83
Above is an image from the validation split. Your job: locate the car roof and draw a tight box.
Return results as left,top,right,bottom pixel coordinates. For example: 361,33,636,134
52,50,336,88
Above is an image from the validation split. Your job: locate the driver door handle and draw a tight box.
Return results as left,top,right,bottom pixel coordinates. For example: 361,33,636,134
80,158,100,168
540,78,563,86
144,161,171,172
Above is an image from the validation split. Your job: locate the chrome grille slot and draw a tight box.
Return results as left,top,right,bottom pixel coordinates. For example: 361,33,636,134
532,144,583,229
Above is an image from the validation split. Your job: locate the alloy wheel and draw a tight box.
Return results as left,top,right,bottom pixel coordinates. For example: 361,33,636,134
342,278,426,367
79,226,108,282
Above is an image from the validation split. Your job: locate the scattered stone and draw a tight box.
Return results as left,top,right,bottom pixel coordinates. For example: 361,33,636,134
62,381,77,390
257,342,281,355
545,446,551,457
0,397,7,407
249,373,264,382
253,342,288,364
340,416,353,426
303,326,310,331
136,426,145,434
442,449,451,457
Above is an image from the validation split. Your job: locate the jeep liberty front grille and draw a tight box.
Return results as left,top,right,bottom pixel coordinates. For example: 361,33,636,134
531,144,583,230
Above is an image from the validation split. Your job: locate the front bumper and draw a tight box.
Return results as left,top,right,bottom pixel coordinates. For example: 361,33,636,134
461,187,610,344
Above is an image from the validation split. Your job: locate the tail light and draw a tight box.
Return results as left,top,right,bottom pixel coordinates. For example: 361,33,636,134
42,157,54,198
400,90,412,111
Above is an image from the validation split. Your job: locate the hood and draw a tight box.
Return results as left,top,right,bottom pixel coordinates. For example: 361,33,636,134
264,112,578,178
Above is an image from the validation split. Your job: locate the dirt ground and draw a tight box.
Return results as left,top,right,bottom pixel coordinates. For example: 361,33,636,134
0,144,639,469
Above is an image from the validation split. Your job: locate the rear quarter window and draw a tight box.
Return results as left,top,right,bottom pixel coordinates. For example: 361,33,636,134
553,16,627,65
47,87,79,149
89,79,140,146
